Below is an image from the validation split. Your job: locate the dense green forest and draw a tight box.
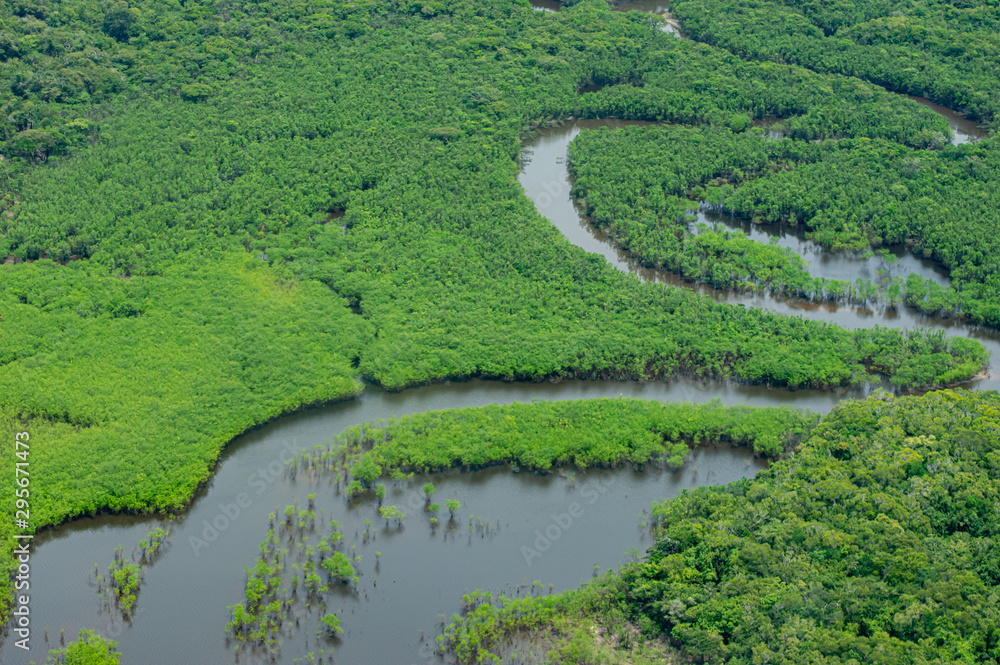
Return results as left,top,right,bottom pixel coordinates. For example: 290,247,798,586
440,389,1000,664
0,416,15,630
668,0,1000,125
334,397,818,476
569,124,1000,324
0,0,986,605
0,0,997,658
727,135,1000,324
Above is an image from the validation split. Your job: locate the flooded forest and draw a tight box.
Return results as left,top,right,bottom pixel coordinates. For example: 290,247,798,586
0,0,998,663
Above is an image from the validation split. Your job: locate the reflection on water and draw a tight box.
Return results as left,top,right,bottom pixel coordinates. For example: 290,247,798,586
5,397,765,665
519,118,1000,390
697,207,953,288
530,0,684,36
3,6,995,660
908,95,988,144
530,0,561,11
614,0,682,36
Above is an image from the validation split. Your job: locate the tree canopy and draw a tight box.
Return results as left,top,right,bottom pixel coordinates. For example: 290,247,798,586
440,389,1000,664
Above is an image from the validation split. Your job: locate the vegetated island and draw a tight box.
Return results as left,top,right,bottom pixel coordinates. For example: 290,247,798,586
439,389,1000,664
0,0,995,657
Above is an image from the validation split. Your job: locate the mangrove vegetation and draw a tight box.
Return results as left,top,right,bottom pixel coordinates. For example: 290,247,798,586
440,389,1000,664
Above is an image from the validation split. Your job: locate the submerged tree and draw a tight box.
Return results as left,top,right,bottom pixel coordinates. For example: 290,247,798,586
320,613,343,639
322,552,355,584
46,629,121,665
379,505,406,526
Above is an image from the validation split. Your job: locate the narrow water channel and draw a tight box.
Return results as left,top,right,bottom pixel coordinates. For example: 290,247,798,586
3,4,994,662
533,0,684,35
698,207,952,289
2,386,765,665
908,95,988,144
519,118,1000,391
533,2,987,146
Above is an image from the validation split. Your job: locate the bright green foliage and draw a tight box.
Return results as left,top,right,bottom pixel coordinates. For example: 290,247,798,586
379,505,406,525
322,551,355,583
569,124,879,300
0,252,366,531
320,612,343,637
0,0,984,557
0,413,20,624
570,123,1000,327
99,536,162,618
227,529,284,646
423,482,438,499
626,388,1000,662
45,629,121,665
441,590,566,664
724,136,1000,326
442,389,1000,664
445,499,462,518
229,516,348,649
670,0,1000,124
109,562,140,615
141,527,168,559
351,454,383,488
337,398,822,475
0,0,989,621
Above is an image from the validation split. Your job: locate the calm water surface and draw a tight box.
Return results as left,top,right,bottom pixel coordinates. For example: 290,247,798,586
533,0,683,35
2,391,765,665
3,4,995,660
908,95,988,144
519,118,1000,390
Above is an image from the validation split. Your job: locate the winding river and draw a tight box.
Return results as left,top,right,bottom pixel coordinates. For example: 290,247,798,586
3,4,997,664
908,95,988,144
3,385,765,665
519,118,1000,392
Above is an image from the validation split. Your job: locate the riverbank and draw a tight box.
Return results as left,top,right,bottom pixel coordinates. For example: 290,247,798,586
4,397,784,664
439,388,1000,664
519,118,999,393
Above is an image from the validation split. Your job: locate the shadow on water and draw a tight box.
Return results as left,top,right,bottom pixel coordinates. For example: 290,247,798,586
518,118,1000,391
